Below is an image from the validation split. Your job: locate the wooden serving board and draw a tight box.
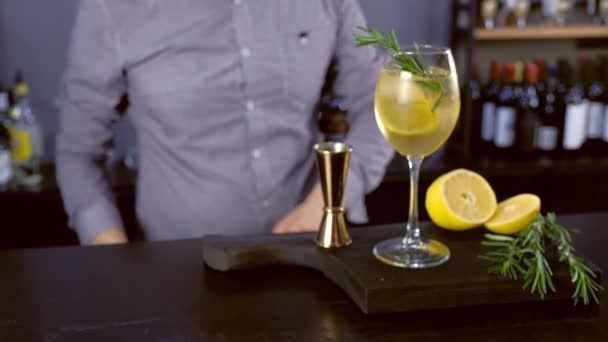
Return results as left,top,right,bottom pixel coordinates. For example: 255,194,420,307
201,223,602,314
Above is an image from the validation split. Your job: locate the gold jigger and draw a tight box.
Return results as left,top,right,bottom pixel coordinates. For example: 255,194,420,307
314,142,352,248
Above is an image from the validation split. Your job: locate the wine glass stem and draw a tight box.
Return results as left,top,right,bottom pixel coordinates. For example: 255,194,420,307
405,156,423,246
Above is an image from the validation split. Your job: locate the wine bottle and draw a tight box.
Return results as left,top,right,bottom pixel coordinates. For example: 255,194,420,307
0,82,12,189
513,0,531,27
533,57,547,96
480,0,499,29
601,56,608,154
559,59,588,159
536,62,564,158
582,57,605,157
494,62,522,159
479,59,502,155
516,63,540,158
471,60,483,152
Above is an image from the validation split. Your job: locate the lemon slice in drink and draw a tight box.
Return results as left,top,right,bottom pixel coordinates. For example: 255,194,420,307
425,169,497,230
484,194,541,235
378,100,439,137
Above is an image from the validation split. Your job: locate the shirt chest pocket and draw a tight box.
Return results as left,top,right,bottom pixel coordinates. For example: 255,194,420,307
282,19,335,106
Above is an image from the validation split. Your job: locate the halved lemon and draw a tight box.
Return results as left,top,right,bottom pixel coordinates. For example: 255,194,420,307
425,169,497,230
484,194,541,235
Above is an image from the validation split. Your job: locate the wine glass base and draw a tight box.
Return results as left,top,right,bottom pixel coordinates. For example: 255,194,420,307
373,237,450,269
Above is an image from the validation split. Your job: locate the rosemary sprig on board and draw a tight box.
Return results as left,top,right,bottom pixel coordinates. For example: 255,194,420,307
480,213,602,305
354,26,445,112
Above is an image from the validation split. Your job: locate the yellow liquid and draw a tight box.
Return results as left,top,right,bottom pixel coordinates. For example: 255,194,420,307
374,67,460,156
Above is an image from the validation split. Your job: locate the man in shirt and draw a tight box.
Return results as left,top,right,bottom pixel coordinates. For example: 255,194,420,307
57,0,393,245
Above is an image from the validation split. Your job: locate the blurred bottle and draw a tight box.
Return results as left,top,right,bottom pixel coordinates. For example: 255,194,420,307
481,0,499,28
0,82,10,123
6,71,43,188
494,63,520,158
471,60,483,150
479,60,502,155
316,59,350,142
533,57,548,96
542,0,558,24
601,56,608,151
317,97,349,142
588,0,603,24
555,0,574,25
536,63,564,158
541,0,574,25
498,0,519,26
516,63,540,158
513,0,531,27
0,83,12,189
582,57,605,157
572,0,595,23
600,0,608,24
559,59,588,159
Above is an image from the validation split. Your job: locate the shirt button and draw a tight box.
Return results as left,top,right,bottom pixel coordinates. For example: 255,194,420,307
246,100,256,111
240,47,251,58
251,149,262,159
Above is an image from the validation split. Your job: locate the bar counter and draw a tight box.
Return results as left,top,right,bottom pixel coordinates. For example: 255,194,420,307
0,213,606,340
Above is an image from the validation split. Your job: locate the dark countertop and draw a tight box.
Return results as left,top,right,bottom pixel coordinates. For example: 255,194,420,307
0,212,607,341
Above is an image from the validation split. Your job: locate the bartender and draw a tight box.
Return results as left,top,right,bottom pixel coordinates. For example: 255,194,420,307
56,0,393,245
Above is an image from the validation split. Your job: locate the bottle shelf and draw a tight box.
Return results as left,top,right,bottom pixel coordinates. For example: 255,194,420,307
474,25,608,41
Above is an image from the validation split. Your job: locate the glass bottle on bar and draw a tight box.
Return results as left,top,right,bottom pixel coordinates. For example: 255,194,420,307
601,55,608,153
588,0,602,24
479,59,502,155
516,63,540,159
0,83,12,190
600,0,608,24
471,60,483,152
555,0,574,25
582,57,605,157
536,62,564,158
559,58,588,159
316,58,350,142
480,0,499,29
494,62,522,159
533,57,547,97
6,71,43,187
513,0,531,27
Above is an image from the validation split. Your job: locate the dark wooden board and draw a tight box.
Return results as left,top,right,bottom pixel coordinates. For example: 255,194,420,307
202,223,602,314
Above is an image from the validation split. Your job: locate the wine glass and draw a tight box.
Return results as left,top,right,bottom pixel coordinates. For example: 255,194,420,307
373,45,460,268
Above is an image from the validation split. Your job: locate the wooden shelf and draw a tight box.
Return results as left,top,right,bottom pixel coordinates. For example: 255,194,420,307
474,25,608,41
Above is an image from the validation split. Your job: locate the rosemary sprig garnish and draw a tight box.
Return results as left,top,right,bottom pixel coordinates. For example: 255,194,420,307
354,26,445,112
544,213,603,305
480,213,603,305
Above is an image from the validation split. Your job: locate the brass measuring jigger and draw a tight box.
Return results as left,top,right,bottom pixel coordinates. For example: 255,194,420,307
314,142,353,248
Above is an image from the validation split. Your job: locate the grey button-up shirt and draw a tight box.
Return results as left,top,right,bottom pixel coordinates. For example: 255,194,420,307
57,0,394,244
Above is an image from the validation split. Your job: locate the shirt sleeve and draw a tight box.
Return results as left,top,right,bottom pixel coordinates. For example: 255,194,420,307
332,0,395,223
56,0,126,244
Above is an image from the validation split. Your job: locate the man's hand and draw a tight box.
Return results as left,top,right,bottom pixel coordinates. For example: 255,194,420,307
92,228,128,245
273,185,324,234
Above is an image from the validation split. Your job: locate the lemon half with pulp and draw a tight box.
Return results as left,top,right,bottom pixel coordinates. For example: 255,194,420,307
484,194,541,235
425,169,497,230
